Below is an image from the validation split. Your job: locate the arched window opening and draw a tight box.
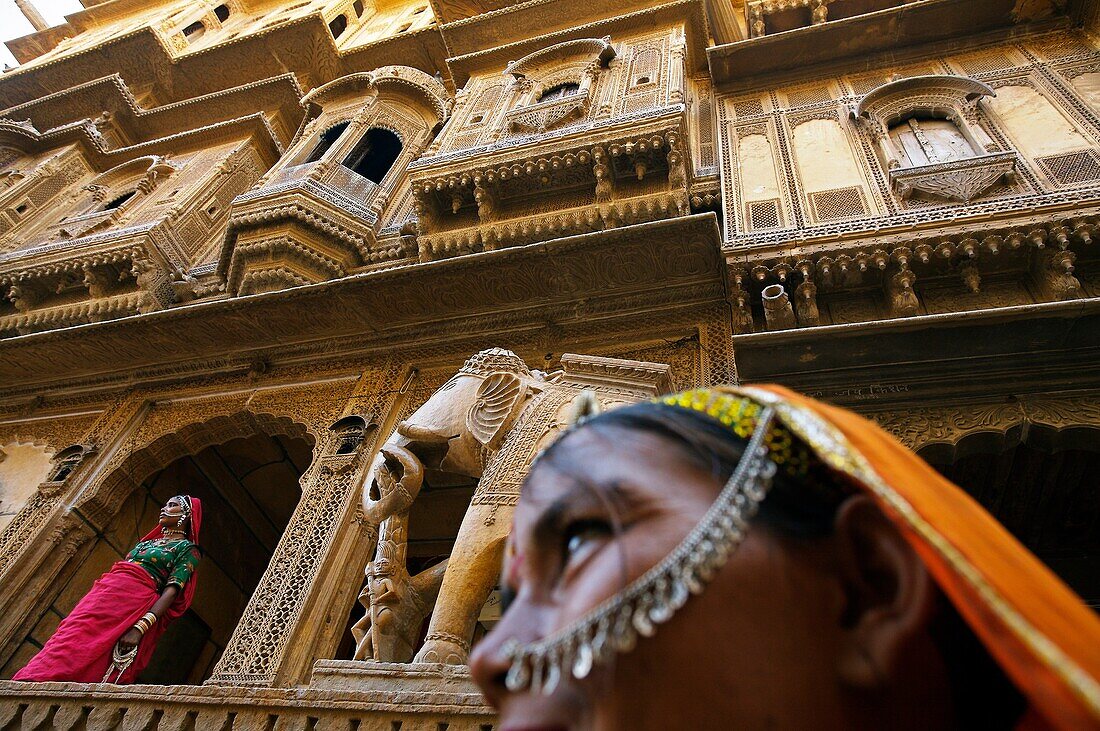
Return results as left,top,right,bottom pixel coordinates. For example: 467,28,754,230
182,21,205,40
353,0,364,17
5,431,315,684
537,82,580,103
214,4,230,22
341,127,403,184
102,190,136,211
329,14,348,38
921,429,1100,609
888,115,976,168
304,121,350,164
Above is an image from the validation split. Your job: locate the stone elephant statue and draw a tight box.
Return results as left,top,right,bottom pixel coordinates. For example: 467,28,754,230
358,348,546,664
356,347,669,666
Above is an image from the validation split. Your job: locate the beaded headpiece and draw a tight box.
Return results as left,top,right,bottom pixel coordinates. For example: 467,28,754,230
170,494,193,525
502,390,785,695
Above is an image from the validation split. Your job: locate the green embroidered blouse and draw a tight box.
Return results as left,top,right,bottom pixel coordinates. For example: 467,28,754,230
126,538,199,591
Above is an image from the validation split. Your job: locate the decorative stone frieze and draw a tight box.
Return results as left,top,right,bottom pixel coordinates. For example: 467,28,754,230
726,211,1096,332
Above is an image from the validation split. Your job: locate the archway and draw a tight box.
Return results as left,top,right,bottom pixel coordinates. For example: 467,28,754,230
1,429,314,683
920,426,1100,609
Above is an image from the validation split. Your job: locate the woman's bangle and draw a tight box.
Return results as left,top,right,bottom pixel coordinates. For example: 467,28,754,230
132,622,148,635
141,612,158,626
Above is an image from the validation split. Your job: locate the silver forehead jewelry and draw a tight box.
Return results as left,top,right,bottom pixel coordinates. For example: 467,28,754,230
502,405,778,695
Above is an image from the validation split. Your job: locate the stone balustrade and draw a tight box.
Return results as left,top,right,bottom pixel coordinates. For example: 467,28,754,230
0,663,495,731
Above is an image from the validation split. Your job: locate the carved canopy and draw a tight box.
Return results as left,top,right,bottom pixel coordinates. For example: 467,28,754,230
503,37,616,80
855,74,996,126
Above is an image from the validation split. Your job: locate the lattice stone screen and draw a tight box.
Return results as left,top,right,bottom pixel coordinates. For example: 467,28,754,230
1037,149,1100,185
747,198,782,230
810,186,867,221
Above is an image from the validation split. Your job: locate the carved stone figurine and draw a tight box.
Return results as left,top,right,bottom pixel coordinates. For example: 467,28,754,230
352,444,448,662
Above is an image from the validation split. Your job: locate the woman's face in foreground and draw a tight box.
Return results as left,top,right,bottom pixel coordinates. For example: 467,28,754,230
469,423,853,731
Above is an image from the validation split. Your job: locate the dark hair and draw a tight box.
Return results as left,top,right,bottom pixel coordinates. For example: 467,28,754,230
538,400,1026,728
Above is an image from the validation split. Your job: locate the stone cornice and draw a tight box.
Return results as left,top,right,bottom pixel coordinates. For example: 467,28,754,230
0,113,282,174
443,0,709,85
0,15,450,111
0,73,304,149
0,214,725,391
707,0,1058,87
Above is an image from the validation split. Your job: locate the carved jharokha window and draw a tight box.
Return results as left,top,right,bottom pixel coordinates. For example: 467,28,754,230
341,128,403,184
855,75,1017,203
888,117,978,168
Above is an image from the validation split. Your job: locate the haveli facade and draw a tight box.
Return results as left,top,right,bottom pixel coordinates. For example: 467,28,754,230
0,0,1097,727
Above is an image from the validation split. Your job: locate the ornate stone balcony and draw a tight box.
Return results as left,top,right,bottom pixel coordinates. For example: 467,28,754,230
408,105,691,260
889,151,1018,203
0,234,173,337
219,159,386,297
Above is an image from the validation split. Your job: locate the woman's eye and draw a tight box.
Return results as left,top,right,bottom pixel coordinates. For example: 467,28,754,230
563,519,612,561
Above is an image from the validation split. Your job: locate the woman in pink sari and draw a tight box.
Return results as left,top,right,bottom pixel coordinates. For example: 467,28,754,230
14,495,202,684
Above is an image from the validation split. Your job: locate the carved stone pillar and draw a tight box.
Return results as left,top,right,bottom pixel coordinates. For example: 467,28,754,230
669,38,686,105
207,365,401,686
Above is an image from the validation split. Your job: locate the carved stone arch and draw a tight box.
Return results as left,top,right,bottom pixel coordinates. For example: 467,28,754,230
0,120,42,151
302,67,451,129
855,75,995,121
504,37,616,80
874,397,1100,457
504,37,616,111
76,154,180,213
75,409,315,530
918,422,1100,465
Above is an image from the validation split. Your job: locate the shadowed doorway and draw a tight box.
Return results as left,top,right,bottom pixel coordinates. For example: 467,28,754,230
2,431,313,683
921,427,1100,610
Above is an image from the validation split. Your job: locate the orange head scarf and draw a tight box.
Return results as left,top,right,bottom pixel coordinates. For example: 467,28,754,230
702,385,1100,730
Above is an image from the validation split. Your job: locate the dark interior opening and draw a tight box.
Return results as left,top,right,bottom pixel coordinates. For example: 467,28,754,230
342,127,403,184
537,82,580,103
182,21,205,39
102,190,136,211
214,4,230,22
329,14,348,38
304,121,350,165
923,431,1100,609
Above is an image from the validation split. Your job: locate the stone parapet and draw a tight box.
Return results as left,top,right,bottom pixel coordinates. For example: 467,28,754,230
0,665,495,730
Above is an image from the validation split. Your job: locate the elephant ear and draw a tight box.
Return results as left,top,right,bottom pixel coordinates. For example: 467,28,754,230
466,372,527,451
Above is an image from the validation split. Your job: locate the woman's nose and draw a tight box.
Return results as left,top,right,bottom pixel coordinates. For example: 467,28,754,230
469,599,541,709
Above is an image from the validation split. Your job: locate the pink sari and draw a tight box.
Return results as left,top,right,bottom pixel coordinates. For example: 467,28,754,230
14,497,202,684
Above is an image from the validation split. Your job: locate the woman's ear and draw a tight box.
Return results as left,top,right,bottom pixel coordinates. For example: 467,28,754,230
832,495,936,689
